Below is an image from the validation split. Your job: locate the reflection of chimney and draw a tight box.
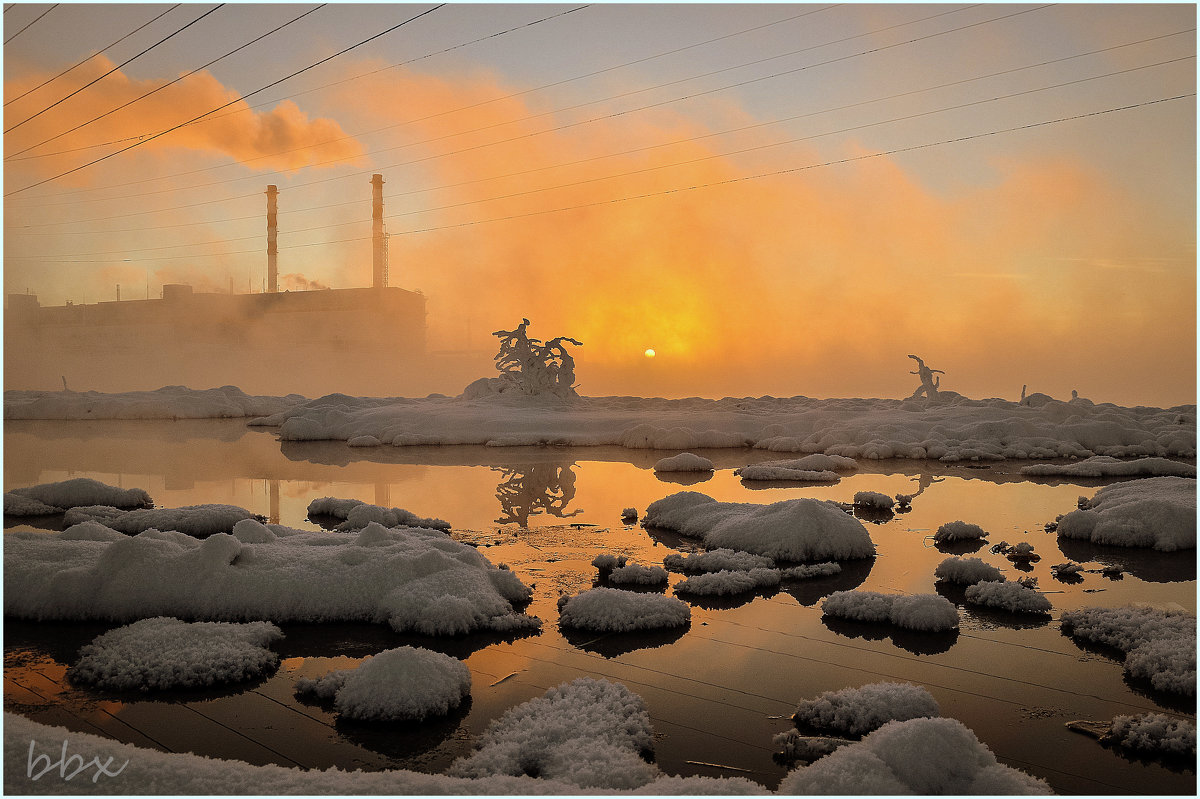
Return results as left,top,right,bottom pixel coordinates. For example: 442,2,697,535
371,174,386,288
266,185,279,293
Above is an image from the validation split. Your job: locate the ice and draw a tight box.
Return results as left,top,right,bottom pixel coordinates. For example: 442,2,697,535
1021,455,1196,478
1056,477,1196,551
306,496,451,532
63,503,259,538
67,617,282,691
1105,713,1195,757
852,490,894,510
643,492,875,562
791,682,940,736
557,587,690,632
662,548,775,573
5,523,539,635
607,563,669,585
934,556,1005,585
4,477,152,515
933,520,988,542
673,567,781,596
4,385,301,420
653,452,714,472
1060,605,1196,695
822,591,959,632
734,454,857,482
295,646,470,721
964,581,1052,614
779,717,1052,794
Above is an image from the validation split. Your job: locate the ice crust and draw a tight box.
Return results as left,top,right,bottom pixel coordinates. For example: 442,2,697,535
1056,477,1196,551
963,581,1052,614
792,682,940,736
1060,605,1196,695
934,556,1005,585
643,492,875,562
822,591,959,632
67,617,283,691
4,478,152,515
557,587,690,632
295,646,471,721
4,523,538,635
653,452,714,472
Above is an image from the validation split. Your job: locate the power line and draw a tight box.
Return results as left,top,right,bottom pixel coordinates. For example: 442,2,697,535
4,3,57,45
4,4,225,134
8,5,327,159
11,92,1189,265
4,4,180,108
4,4,445,197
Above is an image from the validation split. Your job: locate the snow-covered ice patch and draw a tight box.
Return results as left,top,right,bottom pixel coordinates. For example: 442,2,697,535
933,520,987,542
5,385,302,420
307,497,450,532
662,548,775,573
934,556,1005,585
780,562,842,579
606,563,669,586
852,491,894,510
644,492,875,562
1056,477,1196,551
791,682,940,736
734,454,857,482
822,591,958,632
964,581,1052,614
653,452,714,472
5,478,152,515
557,587,690,632
1021,456,1196,478
295,646,470,721
61,503,259,538
1060,605,1195,695
673,568,780,597
67,617,282,691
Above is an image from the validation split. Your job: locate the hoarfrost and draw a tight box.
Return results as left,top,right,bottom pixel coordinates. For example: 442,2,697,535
1106,713,1196,757
792,682,940,736
1060,605,1196,695
964,581,1052,614
653,452,714,473
674,568,781,596
933,520,988,542
607,563,669,585
934,556,1005,585
557,587,690,632
822,591,959,632
1056,477,1196,551
662,548,775,573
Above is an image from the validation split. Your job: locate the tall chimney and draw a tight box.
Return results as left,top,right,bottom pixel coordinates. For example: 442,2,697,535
266,185,279,293
371,174,386,288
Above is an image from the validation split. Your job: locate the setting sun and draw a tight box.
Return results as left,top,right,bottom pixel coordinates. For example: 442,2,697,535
644,349,656,358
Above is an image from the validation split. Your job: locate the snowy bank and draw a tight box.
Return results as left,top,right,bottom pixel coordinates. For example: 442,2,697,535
557,588,690,632
1020,455,1196,478
1056,477,1196,551
295,646,471,721
1060,605,1195,695
791,682,940,736
4,523,538,635
643,492,874,562
5,385,303,420
4,478,152,516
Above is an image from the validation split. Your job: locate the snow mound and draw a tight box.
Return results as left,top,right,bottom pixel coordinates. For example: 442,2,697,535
306,496,451,532
674,568,781,596
4,493,63,516
779,717,1052,794
1106,713,1195,757
59,520,128,542
644,492,875,562
1060,605,1196,695
822,591,959,632
4,385,302,420
934,556,1005,585
295,646,470,721
653,452,714,472
1021,456,1196,478
449,678,658,789
5,478,152,515
933,520,987,542
607,563,669,585
557,587,690,632
63,503,258,538
780,562,842,579
735,454,857,482
792,682,940,736
852,491,894,510
347,435,382,447
662,548,775,573
5,523,539,635
964,581,1052,614
67,617,282,691
1056,477,1195,551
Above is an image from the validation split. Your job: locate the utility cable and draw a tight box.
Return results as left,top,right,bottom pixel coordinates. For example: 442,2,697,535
4,4,444,197
8,4,327,158
4,4,180,108
4,4,224,133
4,3,57,45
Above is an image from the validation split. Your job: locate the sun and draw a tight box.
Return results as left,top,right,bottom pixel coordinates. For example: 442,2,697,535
644,348,656,358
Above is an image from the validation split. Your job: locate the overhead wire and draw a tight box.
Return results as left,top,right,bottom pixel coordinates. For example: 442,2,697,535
7,4,328,158
4,4,180,108
3,2,57,45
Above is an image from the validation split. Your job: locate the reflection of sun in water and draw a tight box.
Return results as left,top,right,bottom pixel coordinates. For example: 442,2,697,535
644,349,656,358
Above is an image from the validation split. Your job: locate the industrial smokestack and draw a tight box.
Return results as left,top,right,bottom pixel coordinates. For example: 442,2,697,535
266,185,279,293
371,174,386,288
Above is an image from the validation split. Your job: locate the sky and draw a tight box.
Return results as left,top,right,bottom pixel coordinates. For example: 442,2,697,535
2,2,1196,405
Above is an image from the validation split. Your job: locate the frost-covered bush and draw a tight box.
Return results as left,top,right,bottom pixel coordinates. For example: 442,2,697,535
557,588,689,632
853,491,894,510
1060,605,1196,695
673,568,780,597
620,507,638,523
792,682,940,736
964,581,1051,614
62,504,258,538
780,562,842,579
67,617,282,691
592,553,627,570
653,452,714,472
934,556,1004,585
822,591,958,632
933,520,987,542
295,646,470,722
307,497,450,532
644,492,875,561
1057,477,1195,551
449,678,659,789
5,478,152,514
1106,713,1195,757
778,717,1052,794
662,548,774,573
607,563,668,585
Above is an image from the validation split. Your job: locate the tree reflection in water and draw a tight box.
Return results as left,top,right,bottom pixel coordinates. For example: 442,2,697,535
493,462,582,526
